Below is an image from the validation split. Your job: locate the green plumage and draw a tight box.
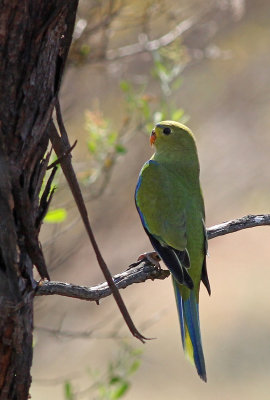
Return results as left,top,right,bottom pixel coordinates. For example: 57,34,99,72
135,121,210,381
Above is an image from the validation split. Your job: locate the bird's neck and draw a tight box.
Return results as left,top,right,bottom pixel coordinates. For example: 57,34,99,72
152,149,200,185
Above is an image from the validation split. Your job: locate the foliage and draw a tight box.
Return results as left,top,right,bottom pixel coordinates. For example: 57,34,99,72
63,342,142,400
42,42,189,215
39,158,68,224
44,208,67,223
95,343,142,400
79,110,127,188
120,46,189,134
85,110,125,159
64,381,75,400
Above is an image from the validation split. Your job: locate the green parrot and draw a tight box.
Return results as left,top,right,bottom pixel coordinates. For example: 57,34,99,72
135,121,210,381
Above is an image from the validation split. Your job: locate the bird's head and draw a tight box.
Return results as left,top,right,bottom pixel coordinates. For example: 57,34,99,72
150,120,196,153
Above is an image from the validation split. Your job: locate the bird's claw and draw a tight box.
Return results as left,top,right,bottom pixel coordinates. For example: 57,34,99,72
137,251,161,268
127,252,161,271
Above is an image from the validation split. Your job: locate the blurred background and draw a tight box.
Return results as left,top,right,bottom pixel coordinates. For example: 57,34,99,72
32,0,270,398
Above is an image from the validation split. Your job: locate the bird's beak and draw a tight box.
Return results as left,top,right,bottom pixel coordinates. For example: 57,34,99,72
150,130,156,146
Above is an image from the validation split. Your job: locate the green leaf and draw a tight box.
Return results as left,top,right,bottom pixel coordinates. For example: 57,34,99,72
119,80,131,92
128,360,141,374
111,382,130,399
130,348,143,357
171,76,182,90
108,131,118,145
109,376,121,385
44,208,67,224
64,381,74,400
171,108,184,121
98,384,108,398
153,60,167,75
114,144,126,154
32,334,37,348
140,100,150,120
87,140,97,154
80,44,91,56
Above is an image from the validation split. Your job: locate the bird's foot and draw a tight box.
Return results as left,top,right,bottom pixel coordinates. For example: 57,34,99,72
137,251,161,268
126,252,161,271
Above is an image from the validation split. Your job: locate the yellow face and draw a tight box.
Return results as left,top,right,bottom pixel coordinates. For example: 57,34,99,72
150,120,193,147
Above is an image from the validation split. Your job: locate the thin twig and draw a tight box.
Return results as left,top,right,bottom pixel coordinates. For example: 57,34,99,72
106,17,196,60
37,214,270,302
207,214,270,239
48,99,148,342
47,140,77,170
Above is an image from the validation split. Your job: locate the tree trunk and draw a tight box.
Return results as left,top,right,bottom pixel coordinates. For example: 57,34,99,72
0,1,78,398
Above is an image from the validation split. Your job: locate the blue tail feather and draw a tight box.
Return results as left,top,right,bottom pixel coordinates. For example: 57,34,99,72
173,279,207,382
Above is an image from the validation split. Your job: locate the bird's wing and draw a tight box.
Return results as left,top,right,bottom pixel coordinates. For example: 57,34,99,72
135,160,193,288
135,160,187,249
201,219,211,295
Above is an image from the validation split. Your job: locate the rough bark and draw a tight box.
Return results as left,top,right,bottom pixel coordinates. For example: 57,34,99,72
0,1,78,398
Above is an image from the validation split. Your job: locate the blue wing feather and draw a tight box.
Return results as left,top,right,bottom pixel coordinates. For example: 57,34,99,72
135,173,150,231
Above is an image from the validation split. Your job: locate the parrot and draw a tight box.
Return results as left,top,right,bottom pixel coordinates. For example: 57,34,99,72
135,120,210,382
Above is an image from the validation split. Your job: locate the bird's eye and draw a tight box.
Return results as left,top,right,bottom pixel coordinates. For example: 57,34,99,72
163,127,171,135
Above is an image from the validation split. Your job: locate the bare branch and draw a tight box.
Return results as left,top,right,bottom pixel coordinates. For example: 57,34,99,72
105,4,222,62
37,214,270,302
36,259,169,301
106,16,196,60
207,214,270,239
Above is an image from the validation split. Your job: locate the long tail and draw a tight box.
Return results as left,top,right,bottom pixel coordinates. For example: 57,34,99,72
173,278,207,382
